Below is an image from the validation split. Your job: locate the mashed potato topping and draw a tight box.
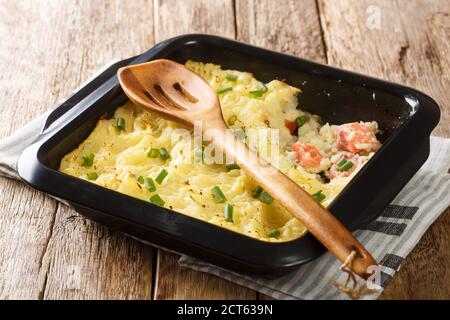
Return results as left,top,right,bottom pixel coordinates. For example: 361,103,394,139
59,61,381,242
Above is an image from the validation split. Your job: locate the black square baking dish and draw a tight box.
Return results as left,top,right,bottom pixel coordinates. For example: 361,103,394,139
17,34,440,274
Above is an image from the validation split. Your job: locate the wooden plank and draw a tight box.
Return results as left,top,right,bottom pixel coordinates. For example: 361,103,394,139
317,0,450,299
152,0,257,300
154,251,255,300
236,0,326,63
0,180,57,299
0,0,155,299
154,0,235,39
396,3,450,138
42,205,153,299
0,0,63,299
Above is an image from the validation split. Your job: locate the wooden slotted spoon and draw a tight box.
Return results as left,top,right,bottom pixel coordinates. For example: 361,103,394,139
118,59,377,279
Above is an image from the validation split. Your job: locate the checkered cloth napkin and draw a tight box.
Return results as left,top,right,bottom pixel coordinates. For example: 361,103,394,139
1,112,449,299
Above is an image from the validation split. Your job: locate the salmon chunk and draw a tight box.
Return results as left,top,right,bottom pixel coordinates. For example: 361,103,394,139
291,142,324,171
336,122,381,154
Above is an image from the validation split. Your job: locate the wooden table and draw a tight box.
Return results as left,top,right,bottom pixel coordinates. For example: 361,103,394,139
0,0,448,300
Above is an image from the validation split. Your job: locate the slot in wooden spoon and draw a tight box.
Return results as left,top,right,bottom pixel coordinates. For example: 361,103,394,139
118,59,378,279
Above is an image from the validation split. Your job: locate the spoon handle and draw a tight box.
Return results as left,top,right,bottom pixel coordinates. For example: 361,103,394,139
208,125,377,279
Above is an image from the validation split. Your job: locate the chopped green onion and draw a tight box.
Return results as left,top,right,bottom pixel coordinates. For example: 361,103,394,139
81,151,95,167
337,159,348,167
216,86,233,94
224,203,234,222
226,74,238,81
150,194,165,206
234,129,246,140
144,177,156,192
87,172,98,181
312,190,326,202
148,148,159,158
211,186,226,203
159,147,170,161
260,191,274,204
249,82,268,98
338,159,354,172
227,115,237,125
252,186,263,199
135,175,145,184
267,229,280,238
116,117,126,131
295,115,309,128
249,91,263,98
155,169,169,184
226,163,240,172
